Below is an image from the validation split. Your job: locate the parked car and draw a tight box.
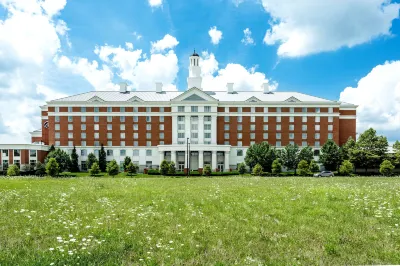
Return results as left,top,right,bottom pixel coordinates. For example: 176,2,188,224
314,171,334,177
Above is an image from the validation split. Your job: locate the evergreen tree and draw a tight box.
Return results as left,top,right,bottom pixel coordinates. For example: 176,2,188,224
123,156,132,171
7,165,20,176
168,161,176,175
48,144,55,153
99,144,107,172
298,146,314,164
297,160,309,176
281,144,300,173
319,140,341,171
35,162,46,176
271,159,282,174
252,163,263,176
126,162,139,177
203,165,211,176
309,160,320,173
237,162,247,175
160,160,169,175
89,162,100,176
70,146,80,172
46,158,59,177
380,160,394,176
106,160,119,177
87,153,98,170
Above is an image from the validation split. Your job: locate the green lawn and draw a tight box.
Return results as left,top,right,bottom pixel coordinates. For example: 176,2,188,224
1,177,400,265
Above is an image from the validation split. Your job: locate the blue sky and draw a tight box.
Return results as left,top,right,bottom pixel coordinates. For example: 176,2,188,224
0,0,400,143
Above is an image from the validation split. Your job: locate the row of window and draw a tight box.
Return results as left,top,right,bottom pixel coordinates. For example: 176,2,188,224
55,107,168,113
80,149,153,157
226,141,324,147
54,140,165,147
224,116,334,123
55,123,165,131
1,150,37,157
224,107,333,113
224,133,333,140
55,132,166,140
224,124,334,131
55,116,164,123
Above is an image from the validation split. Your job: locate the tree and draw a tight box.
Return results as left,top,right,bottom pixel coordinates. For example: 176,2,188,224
393,141,400,167
281,144,300,173
393,140,400,153
339,160,353,176
106,160,119,177
87,153,98,170
340,137,356,162
70,146,80,172
237,162,246,175
7,164,20,176
319,140,341,171
160,160,169,175
252,163,263,176
168,161,176,175
203,165,212,177
297,160,309,176
123,156,132,171
48,144,55,153
35,162,46,176
380,160,395,176
271,159,282,175
309,160,320,173
126,162,139,177
89,162,100,176
244,142,277,173
99,144,107,172
46,158,59,177
45,148,71,172
298,146,314,164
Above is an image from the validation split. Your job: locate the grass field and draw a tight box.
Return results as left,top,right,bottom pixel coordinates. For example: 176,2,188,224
1,177,400,265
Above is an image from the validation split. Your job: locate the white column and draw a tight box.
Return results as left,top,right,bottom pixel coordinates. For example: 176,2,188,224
198,115,204,144
212,151,217,171
224,151,230,172
159,151,164,165
184,150,188,169
199,151,204,169
172,116,177,144
211,115,217,144
185,115,191,141
171,150,177,164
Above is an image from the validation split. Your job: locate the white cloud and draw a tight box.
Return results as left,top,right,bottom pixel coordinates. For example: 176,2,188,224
150,34,179,53
200,51,277,91
339,61,400,141
133,31,142,40
261,0,400,57
241,28,255,45
148,0,162,8
208,26,223,45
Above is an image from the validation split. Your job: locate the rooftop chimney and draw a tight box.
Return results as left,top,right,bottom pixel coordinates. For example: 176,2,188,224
156,82,163,93
119,82,128,93
227,82,234,94
262,82,270,94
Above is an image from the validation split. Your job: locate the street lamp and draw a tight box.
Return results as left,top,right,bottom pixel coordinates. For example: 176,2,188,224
186,137,190,177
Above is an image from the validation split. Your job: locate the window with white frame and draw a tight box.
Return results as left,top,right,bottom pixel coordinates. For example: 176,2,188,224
94,124,99,131
159,107,164,113
237,141,242,147
250,141,255,146
107,150,113,156
178,106,185,112
178,124,185,130
277,116,281,122
94,150,99,156
178,116,184,122
120,116,125,122
55,124,60,130
328,116,333,123
263,133,268,139
302,107,307,113
302,125,307,131
328,125,333,131
107,107,112,112
302,133,307,139
107,116,112,122
238,107,242,113
328,133,333,139
276,133,281,139
68,116,73,122
133,107,138,112
276,141,281,147
250,133,255,139
81,133,86,139
160,124,164,130
224,133,229,139
204,132,211,139
315,133,320,139
81,149,87,156
94,116,99,122
68,133,73,139
55,132,60,139
120,107,125,113
29,150,36,157
315,125,320,131
316,108,320,113
289,116,294,123
68,124,73,130
120,150,126,156
277,107,281,113
133,116,138,122
121,133,125,139
263,125,268,131
133,150,139,156
178,132,185,138
315,141,320,147
250,124,255,131
133,124,138,131
289,124,294,131
81,124,86,130
289,133,294,139
290,107,294,113
160,133,164,139
302,141,307,147
315,116,320,123
302,116,307,123
68,107,72,112
328,107,333,113
81,107,86,112
94,141,100,147
191,106,198,112
204,116,211,122
276,124,281,131
94,133,99,139
133,141,138,146
146,116,151,122
94,107,99,112
81,116,86,122
160,116,164,122
107,124,112,130
237,124,242,131
146,124,151,131
134,133,138,139
224,124,229,131
107,133,112,139
107,141,112,146
55,141,60,146
237,150,243,156
68,141,73,147
204,124,211,130
237,133,243,139
224,116,230,122
251,107,255,113
251,116,255,123
237,116,242,122
146,133,151,139
55,116,60,122
146,150,152,156
146,107,151,113
264,107,268,113
120,124,125,131
264,116,268,122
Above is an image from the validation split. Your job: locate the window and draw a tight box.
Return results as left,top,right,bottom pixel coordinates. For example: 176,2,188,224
224,116,230,123
290,107,294,113
94,116,99,122
94,133,99,139
328,116,333,123
289,124,294,131
81,107,86,112
133,141,138,146
81,124,86,130
237,124,242,131
328,107,333,113
159,107,164,113
315,133,320,139
316,108,320,113
146,107,151,113
146,150,152,156
302,116,307,123
263,133,268,139
237,141,242,147
277,107,281,113
120,150,126,156
204,116,211,122
276,133,281,139
250,124,255,131
55,133,60,139
159,133,164,139
159,124,164,130
133,116,138,122
107,150,113,156
277,116,281,122
302,133,307,139
146,116,151,122
94,141,100,147
225,107,229,113
134,133,138,139
236,150,243,156
68,141,73,147
264,107,268,113
81,133,86,139
94,124,99,131
204,132,211,139
55,124,60,130
276,124,281,131
146,133,151,139
55,141,60,146
68,133,73,139
81,116,86,122
68,107,73,112
302,141,307,147
315,116,320,123
81,149,87,156
178,133,185,138
55,116,60,122
237,116,242,122
67,124,73,131
133,150,139,156
178,124,185,130
224,133,229,139
133,124,138,131
29,150,36,157
302,107,307,113
204,124,211,130
120,107,125,112
120,116,125,122
289,133,294,139
146,124,151,130
263,125,268,131
178,106,185,112
224,124,229,131
250,133,255,139
328,133,333,139
328,125,333,131
276,141,281,147
178,116,185,122
302,125,307,131
94,150,99,157
191,106,198,112
238,107,242,113
289,116,294,123
107,124,112,131
204,106,211,112
107,141,112,146
107,107,112,112
251,116,255,123
121,133,126,139
94,107,99,112
264,116,268,122
107,116,112,122
2,150,8,157
146,161,152,168
133,107,138,112
121,141,126,147
315,141,320,147
315,125,320,131
107,133,112,139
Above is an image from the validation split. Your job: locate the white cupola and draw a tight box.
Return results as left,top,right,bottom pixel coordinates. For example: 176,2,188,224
187,50,202,90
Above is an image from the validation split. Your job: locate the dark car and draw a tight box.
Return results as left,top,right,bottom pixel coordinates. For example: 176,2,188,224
314,171,334,177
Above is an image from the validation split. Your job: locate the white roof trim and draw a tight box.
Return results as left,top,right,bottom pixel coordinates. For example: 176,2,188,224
87,96,105,103
171,87,218,102
126,96,145,102
245,96,262,103
284,96,301,103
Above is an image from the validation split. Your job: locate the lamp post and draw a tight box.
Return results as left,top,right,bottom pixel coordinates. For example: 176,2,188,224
186,137,189,177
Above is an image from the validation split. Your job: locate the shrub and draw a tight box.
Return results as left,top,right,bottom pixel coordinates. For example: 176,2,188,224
168,161,176,175
271,159,282,175
237,162,246,175
380,160,395,176
252,163,263,176
126,162,139,177
89,162,100,176
309,160,320,173
87,153,98,170
7,164,20,176
339,160,353,176
190,170,201,176
45,148,71,172
106,160,119,177
297,160,309,176
203,165,212,176
147,169,160,175
160,160,169,175
46,158,59,177
123,156,132,172
35,162,46,176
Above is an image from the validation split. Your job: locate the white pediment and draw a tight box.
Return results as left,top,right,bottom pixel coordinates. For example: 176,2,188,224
127,96,144,102
87,96,105,103
171,87,217,102
245,96,262,103
284,96,301,103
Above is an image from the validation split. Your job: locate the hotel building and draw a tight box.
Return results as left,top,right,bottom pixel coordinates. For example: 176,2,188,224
0,52,357,172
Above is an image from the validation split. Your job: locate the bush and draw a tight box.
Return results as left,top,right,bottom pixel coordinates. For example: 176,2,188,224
35,162,46,176
189,170,201,176
380,160,395,176
339,160,354,176
160,160,169,175
252,164,263,176
123,156,132,172
297,160,309,176
58,172,77,177
89,162,100,176
271,159,282,175
46,158,59,177
309,160,320,173
126,162,139,177
168,161,176,175
147,169,160,175
7,164,20,176
238,162,246,175
106,160,119,177
203,165,212,176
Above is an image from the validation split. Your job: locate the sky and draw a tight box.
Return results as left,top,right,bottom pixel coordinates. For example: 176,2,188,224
0,0,399,144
